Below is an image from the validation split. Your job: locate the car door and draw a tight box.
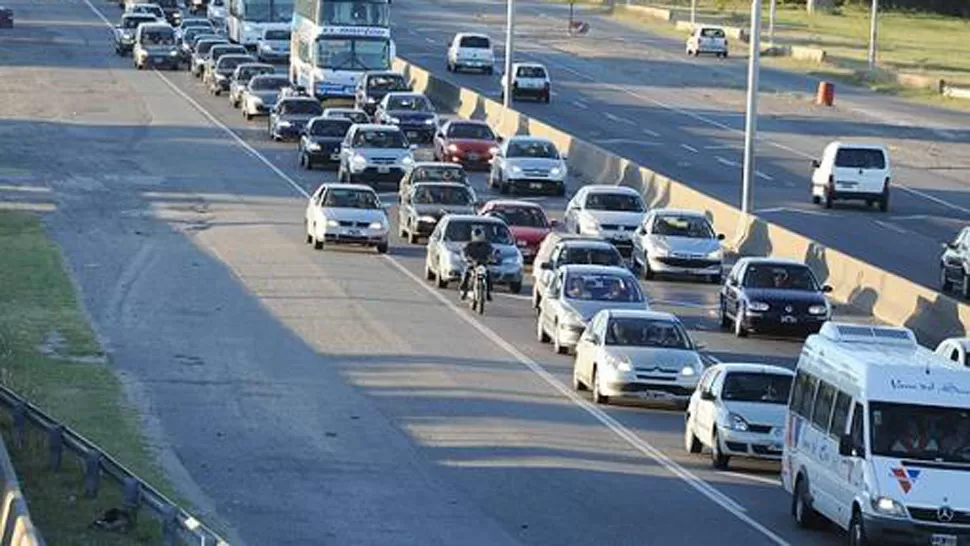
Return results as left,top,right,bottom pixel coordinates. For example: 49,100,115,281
538,244,564,295
722,261,745,318
632,211,653,264
564,190,584,233
448,35,459,63
575,312,606,386
696,369,723,444
427,220,445,274
539,270,565,336
398,189,413,231
307,186,325,230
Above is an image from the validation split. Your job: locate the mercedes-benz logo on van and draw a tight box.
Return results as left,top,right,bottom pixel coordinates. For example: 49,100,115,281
937,505,955,523
785,305,793,313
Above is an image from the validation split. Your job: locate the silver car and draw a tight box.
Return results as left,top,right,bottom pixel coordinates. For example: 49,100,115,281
190,37,227,77
573,309,704,407
338,124,416,190
241,74,290,120
322,107,371,124
207,53,255,95
424,215,524,293
256,28,290,63
532,238,625,311
488,136,567,196
631,208,725,283
228,62,275,108
398,182,477,244
564,185,647,259
536,264,648,354
304,183,389,253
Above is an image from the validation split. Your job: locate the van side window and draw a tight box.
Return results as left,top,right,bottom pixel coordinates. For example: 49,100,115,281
791,371,817,418
811,381,836,430
829,391,852,438
850,403,864,448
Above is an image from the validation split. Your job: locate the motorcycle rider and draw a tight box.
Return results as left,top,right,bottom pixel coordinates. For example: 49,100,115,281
459,226,494,302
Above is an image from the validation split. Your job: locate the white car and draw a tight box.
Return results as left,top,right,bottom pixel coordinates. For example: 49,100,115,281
563,185,646,259
573,309,703,407
206,0,225,23
684,363,794,469
686,26,728,57
126,2,165,19
811,141,891,211
446,33,494,74
631,208,725,283
500,62,551,103
304,183,389,253
934,337,970,367
488,136,567,196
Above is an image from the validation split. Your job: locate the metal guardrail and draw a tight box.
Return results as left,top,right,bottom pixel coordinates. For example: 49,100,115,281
0,418,44,546
0,385,230,546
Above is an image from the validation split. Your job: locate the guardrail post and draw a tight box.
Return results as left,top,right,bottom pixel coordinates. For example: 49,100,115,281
84,451,102,497
161,505,178,546
123,477,141,525
48,425,63,470
12,403,25,449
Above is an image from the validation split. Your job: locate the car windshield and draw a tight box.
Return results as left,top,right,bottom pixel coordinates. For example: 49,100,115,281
143,29,176,45
563,273,642,302
281,100,323,115
870,402,970,463
835,147,886,169
327,110,369,123
250,76,289,90
459,35,490,48
410,166,466,183
559,246,623,267
353,129,407,149
321,189,379,209
443,221,512,244
123,16,155,28
721,372,792,404
700,28,725,38
742,263,819,291
264,29,289,40
309,119,351,137
605,317,692,349
653,215,714,238
218,56,251,71
386,95,432,112
412,186,473,206
367,75,408,91
487,207,547,228
516,66,546,78
447,123,494,140
585,192,644,212
506,141,558,159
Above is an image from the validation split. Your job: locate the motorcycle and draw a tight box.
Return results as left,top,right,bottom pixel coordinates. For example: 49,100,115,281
470,263,489,315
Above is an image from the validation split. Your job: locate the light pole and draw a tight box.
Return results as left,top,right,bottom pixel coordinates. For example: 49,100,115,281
768,0,776,46
690,0,696,27
504,0,515,108
867,0,878,69
740,0,762,216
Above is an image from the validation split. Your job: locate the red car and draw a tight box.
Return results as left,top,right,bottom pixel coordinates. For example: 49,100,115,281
434,119,500,171
479,200,557,263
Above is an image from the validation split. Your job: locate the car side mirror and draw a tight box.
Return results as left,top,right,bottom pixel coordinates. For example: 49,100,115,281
700,390,715,401
811,159,820,169
822,285,833,293
716,233,725,240
945,242,958,250
838,434,863,457
539,261,553,270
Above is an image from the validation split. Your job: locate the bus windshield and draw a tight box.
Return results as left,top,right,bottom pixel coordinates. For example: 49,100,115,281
316,37,390,71
242,0,293,22
320,0,389,26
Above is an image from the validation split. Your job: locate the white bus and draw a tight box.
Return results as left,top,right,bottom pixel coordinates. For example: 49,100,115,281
783,322,970,546
226,0,293,47
290,0,394,103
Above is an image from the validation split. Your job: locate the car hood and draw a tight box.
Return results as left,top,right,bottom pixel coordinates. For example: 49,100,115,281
506,157,561,170
581,209,645,227
509,225,551,245
308,135,344,145
413,204,476,217
388,110,436,122
742,288,825,305
605,346,702,373
565,299,647,323
278,113,318,123
251,90,280,102
870,457,970,511
649,235,720,255
721,401,787,428
447,138,496,152
321,208,386,223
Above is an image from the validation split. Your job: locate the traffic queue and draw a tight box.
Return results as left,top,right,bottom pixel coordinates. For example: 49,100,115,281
106,5,970,544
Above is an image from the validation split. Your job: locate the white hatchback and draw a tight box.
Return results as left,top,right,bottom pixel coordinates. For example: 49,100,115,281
686,26,728,57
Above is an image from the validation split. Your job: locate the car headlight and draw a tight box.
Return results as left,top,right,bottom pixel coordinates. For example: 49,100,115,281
366,97,376,104
306,142,321,151
579,217,600,233
122,32,132,39
680,365,696,376
747,301,770,312
871,497,907,517
447,143,459,153
727,412,749,432
510,165,523,175
605,354,633,373
243,23,253,32
418,215,437,223
326,218,339,228
215,73,226,80
401,155,414,166
516,239,528,247
549,167,562,177
277,120,291,127
424,117,436,125
259,43,272,52
489,146,499,155
652,246,670,257
808,304,829,316
707,248,723,259
252,96,264,105
350,153,368,171
368,221,384,230
169,50,179,56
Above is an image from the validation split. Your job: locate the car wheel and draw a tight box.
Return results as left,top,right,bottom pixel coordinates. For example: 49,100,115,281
848,510,868,546
961,271,970,300
709,272,722,284
537,315,550,343
214,88,221,96
407,230,419,245
879,187,890,212
811,194,821,205
941,267,954,292
684,416,702,453
641,252,654,280
312,233,324,250
719,299,732,330
376,241,388,254
435,265,449,289
243,110,252,121
793,476,821,529
734,304,749,338
822,188,833,209
509,281,522,294
711,430,729,469
425,262,435,281
543,92,551,104
592,367,609,405
553,321,568,355
572,368,587,391
305,221,312,244
485,66,494,75
532,289,542,315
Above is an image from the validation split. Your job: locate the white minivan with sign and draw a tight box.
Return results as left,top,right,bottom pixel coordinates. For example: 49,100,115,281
783,322,970,546
811,141,891,212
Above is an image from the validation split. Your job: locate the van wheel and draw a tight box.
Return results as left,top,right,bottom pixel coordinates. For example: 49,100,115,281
822,189,833,209
879,188,890,212
848,510,869,546
941,267,954,292
711,430,729,469
684,417,702,453
811,194,821,205
793,476,820,529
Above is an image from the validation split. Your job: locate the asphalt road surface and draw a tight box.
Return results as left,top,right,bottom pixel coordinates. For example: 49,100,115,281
0,0,877,544
390,0,970,295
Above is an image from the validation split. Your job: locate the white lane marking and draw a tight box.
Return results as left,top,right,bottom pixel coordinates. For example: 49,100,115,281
600,138,662,146
755,207,831,217
642,128,660,137
424,37,436,44
891,214,930,221
90,24,791,546
715,156,739,167
604,112,625,124
718,471,782,487
755,170,774,181
571,100,588,110
681,144,699,153
874,220,908,235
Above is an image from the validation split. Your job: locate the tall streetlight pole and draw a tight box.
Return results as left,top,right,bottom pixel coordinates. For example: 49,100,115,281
741,0,762,216
768,0,776,46
504,0,515,108
867,0,879,69
690,0,696,26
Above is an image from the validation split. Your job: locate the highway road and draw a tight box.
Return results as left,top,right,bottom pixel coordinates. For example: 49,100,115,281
389,0,970,295
0,0,876,544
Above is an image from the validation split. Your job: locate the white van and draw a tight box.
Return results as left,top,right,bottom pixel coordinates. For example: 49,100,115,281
783,322,970,546
811,141,891,212
446,33,495,74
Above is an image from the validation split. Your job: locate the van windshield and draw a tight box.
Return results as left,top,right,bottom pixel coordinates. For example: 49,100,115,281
870,402,970,462
835,148,886,169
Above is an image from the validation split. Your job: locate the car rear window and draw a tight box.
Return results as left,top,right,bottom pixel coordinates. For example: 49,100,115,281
281,100,323,115
700,28,725,38
218,56,251,70
264,29,289,40
459,36,490,48
721,372,792,404
506,140,558,159
652,215,714,238
412,185,473,206
386,95,432,112
309,119,351,137
584,192,644,212
605,317,692,349
486,206,547,228
835,148,886,169
559,246,623,267
410,166,467,183
367,75,408,91
250,76,289,90
516,66,546,78
563,273,642,302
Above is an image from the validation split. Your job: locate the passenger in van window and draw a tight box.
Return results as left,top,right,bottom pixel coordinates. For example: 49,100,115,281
891,419,939,454
942,418,970,458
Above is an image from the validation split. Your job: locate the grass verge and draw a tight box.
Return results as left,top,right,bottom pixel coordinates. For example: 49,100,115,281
0,211,170,545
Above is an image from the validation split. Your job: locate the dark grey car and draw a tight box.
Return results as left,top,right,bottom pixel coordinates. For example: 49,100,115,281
398,182,477,244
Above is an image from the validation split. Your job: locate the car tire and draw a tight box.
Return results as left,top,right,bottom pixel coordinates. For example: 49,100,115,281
719,299,732,330
734,304,748,338
305,222,312,244
879,187,890,212
537,315,550,343
486,66,494,75
684,417,702,454
572,368,587,391
961,271,970,300
243,110,252,121
709,273,722,284
214,88,221,96
641,252,654,280
941,267,954,292
435,267,449,289
509,281,522,294
425,262,435,281
376,241,388,254
553,321,568,355
312,234,323,250
556,183,565,196
848,510,869,546
822,188,833,209
811,194,821,205
407,230,419,245
711,430,730,469
793,476,821,529
592,367,609,405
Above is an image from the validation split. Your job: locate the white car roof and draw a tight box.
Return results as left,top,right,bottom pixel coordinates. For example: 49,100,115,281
411,161,463,168
412,182,469,189
652,208,708,218
323,107,365,114
353,123,401,131
706,362,795,376
739,257,810,267
507,135,554,144
514,62,546,69
559,264,633,275
584,185,641,196
484,199,542,208
558,238,615,249
444,214,505,224
826,140,888,151
456,32,490,40
602,309,679,322
317,183,376,193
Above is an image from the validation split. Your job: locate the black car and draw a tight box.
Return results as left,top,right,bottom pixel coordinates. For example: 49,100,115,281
114,13,157,55
719,258,833,338
298,117,352,170
355,71,411,116
268,97,324,141
208,53,255,95
178,27,213,59
374,92,438,144
0,6,13,27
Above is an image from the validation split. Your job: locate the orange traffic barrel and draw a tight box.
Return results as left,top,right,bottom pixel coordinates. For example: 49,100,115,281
816,81,835,106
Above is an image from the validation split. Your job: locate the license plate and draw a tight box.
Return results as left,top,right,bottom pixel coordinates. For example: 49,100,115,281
406,132,418,139
377,166,390,174
932,535,957,546
468,153,479,161
530,182,543,189
781,315,798,324
329,152,339,160
346,229,361,236
770,442,782,451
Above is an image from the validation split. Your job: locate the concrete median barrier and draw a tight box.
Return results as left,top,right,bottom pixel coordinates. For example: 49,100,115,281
394,57,970,344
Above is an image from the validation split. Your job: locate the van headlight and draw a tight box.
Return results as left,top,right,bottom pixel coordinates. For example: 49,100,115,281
808,304,829,316
727,412,749,431
350,153,368,172
747,301,770,312
871,497,907,517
